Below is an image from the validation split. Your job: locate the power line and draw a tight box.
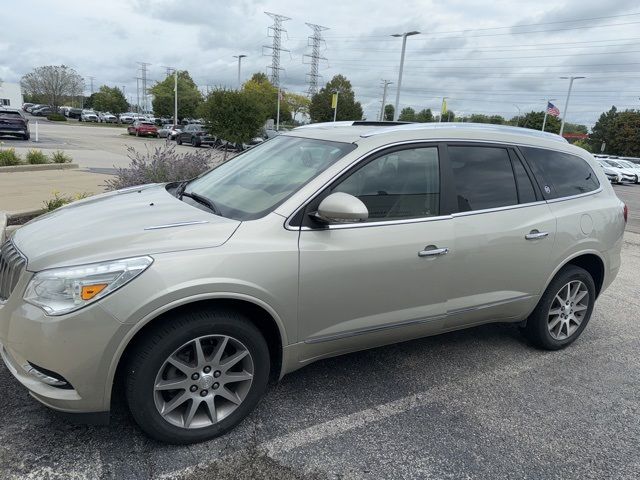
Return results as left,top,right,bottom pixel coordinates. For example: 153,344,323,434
263,12,291,87
304,23,329,96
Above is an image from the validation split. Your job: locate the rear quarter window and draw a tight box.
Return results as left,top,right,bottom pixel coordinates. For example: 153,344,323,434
520,147,600,199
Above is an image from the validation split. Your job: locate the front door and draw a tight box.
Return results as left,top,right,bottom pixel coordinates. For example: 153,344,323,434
297,145,454,362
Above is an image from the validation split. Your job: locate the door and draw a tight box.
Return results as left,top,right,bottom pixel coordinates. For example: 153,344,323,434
442,143,557,328
297,145,454,362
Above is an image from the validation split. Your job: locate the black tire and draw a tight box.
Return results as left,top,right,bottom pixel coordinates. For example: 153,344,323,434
192,136,201,147
125,308,270,444
523,265,596,350
23,133,30,140
176,135,182,145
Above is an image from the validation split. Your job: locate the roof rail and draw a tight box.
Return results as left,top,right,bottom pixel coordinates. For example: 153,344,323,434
359,122,568,143
294,120,413,130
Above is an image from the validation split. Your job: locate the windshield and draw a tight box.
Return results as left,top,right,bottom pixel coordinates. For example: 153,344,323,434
185,135,356,220
605,160,622,168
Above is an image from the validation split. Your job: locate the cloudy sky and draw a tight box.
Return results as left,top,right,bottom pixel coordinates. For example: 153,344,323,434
2,0,639,126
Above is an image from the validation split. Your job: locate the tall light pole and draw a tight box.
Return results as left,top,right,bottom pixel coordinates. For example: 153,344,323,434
174,69,178,126
233,55,247,88
513,104,522,127
379,79,393,121
541,98,557,132
391,31,420,121
559,76,585,136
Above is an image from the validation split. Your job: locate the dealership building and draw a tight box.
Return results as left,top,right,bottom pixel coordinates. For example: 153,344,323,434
0,82,23,108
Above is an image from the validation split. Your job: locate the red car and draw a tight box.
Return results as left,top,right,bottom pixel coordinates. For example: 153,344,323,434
127,120,158,138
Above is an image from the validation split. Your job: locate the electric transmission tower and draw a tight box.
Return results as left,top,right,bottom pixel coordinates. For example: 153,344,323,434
137,62,151,112
263,12,291,87
304,23,329,96
87,76,95,94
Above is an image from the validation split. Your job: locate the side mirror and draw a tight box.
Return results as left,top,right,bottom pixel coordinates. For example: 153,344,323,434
314,192,369,224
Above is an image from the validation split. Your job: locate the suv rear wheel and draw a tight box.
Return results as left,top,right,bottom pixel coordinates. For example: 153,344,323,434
523,265,595,350
125,309,270,444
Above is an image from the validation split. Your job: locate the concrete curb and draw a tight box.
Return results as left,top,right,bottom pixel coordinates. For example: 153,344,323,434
0,163,78,173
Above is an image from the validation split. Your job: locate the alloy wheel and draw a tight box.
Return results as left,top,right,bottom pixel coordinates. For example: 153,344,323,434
153,335,254,429
547,280,589,340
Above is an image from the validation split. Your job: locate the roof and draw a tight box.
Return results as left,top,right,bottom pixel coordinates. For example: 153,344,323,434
289,121,569,146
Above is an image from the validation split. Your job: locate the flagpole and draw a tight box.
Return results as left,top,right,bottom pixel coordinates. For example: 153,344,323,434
542,110,548,132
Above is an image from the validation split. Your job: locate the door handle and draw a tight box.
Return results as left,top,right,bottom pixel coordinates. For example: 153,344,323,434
525,230,549,240
418,246,449,257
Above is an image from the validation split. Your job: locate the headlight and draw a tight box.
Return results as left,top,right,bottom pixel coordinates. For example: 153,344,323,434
24,256,153,316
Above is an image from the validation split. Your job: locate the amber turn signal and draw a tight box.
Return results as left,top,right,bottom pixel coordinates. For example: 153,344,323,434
80,284,108,300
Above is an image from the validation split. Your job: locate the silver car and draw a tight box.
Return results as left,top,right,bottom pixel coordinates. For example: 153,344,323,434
0,123,626,444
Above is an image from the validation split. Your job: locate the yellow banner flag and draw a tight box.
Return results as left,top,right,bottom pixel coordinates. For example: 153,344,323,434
441,98,447,115
331,93,338,109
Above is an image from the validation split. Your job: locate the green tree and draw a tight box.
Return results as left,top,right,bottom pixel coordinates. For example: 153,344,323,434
199,88,265,157
589,106,618,153
285,92,310,122
242,73,291,123
20,65,84,111
415,108,433,123
609,110,640,157
563,122,588,134
572,139,593,152
438,111,456,122
92,86,128,114
83,92,98,109
383,104,395,121
516,111,561,132
488,115,505,124
398,107,416,122
150,71,202,119
469,114,490,123
309,74,363,122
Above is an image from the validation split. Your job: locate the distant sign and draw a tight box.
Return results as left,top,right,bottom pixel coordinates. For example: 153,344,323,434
561,133,589,140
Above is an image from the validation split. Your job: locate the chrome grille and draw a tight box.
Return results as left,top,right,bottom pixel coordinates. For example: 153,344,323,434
0,241,26,302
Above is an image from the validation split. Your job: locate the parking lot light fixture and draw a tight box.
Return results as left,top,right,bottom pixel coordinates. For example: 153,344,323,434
391,31,420,121
234,55,247,88
559,76,585,136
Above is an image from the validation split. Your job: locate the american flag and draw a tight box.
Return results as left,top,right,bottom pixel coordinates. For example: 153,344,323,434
546,102,560,117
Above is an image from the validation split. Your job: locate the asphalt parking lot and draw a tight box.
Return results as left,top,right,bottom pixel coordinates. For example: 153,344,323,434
1,231,639,479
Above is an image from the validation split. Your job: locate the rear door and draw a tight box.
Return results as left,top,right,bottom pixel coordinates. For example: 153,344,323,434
442,143,557,328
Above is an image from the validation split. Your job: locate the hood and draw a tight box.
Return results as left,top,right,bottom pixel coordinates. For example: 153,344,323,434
13,184,240,271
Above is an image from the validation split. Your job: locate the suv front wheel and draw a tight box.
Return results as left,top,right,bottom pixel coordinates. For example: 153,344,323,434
523,265,596,350
125,309,270,444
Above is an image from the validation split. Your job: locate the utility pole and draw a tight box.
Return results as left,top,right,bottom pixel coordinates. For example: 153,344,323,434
163,66,179,124
263,12,291,88
514,104,522,127
137,62,151,113
233,55,247,88
379,80,393,121
559,76,585,136
304,23,329,96
391,31,420,121
87,76,95,95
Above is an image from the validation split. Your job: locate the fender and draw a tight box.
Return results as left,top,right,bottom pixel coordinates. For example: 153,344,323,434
102,291,288,411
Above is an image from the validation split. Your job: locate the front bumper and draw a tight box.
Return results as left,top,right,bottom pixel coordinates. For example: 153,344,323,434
0,273,134,413
621,174,637,183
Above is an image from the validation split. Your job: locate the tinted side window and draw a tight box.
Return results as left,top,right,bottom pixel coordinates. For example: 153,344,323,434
521,147,600,198
448,146,518,212
512,155,537,204
332,147,439,221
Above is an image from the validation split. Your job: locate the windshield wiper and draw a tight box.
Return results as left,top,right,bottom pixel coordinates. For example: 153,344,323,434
180,191,221,216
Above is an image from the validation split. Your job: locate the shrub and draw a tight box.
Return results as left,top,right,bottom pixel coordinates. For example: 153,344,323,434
47,113,67,121
26,149,49,164
51,150,72,163
104,143,229,190
0,147,22,166
44,191,92,211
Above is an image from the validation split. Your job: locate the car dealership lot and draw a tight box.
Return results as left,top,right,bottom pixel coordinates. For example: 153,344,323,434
1,228,639,479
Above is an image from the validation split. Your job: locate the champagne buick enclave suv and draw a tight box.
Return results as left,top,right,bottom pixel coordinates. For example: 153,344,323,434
0,122,626,444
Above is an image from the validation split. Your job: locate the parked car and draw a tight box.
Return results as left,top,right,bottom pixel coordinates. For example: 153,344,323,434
0,108,30,140
175,124,217,146
127,120,159,137
0,122,626,444
31,105,53,116
118,112,135,124
596,161,623,184
99,112,118,123
67,108,82,120
601,159,638,183
80,109,99,122
616,160,640,183
22,103,35,112
158,124,182,139
25,104,45,113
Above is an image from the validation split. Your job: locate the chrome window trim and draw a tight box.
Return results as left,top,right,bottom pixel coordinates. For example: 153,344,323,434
284,138,602,232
